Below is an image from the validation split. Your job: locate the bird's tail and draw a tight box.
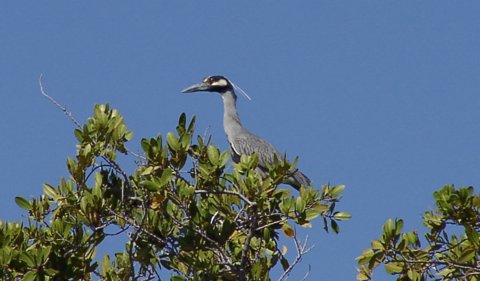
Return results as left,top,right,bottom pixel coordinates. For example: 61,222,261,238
285,169,312,190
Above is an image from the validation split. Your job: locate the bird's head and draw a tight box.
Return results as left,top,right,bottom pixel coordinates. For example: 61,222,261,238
182,75,233,94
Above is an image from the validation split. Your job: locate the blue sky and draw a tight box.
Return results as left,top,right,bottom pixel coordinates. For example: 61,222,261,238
1,2,479,280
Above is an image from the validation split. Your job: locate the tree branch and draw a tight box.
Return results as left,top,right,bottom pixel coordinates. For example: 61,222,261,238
195,189,256,207
277,233,314,281
39,74,82,128
239,203,258,281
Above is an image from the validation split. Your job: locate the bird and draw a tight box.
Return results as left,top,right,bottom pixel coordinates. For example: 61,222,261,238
182,75,311,190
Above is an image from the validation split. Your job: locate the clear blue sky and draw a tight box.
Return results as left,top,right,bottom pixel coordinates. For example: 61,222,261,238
1,2,479,280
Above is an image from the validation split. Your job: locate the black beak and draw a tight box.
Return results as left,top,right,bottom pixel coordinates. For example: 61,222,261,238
181,82,210,93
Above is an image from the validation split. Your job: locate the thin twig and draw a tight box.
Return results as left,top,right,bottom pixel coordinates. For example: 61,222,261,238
195,189,256,207
256,218,288,232
300,265,311,281
389,258,480,273
39,74,82,128
277,233,314,281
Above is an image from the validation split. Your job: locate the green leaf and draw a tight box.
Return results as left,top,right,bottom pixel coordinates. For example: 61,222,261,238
180,134,191,148
15,197,32,211
159,168,173,187
94,172,104,189
280,256,290,271
66,157,77,175
166,132,180,151
187,115,196,134
43,184,57,199
356,249,374,264
384,262,403,274
21,271,36,281
124,130,134,141
356,272,370,281
333,212,352,221
394,219,403,235
438,267,456,276
142,180,161,192
74,128,84,142
383,219,394,236
207,145,219,165
305,210,321,220
465,226,480,247
177,112,186,134
140,166,154,176
458,247,475,264
331,219,340,234
330,184,345,197
92,185,102,198
295,196,306,213
20,253,35,267
407,269,421,280
371,240,384,250
219,151,230,167
313,203,329,213
141,138,151,152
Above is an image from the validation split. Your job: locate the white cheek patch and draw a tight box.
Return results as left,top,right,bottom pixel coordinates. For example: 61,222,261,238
211,79,228,87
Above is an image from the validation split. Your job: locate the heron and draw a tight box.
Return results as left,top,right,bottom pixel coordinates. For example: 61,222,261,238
182,75,311,190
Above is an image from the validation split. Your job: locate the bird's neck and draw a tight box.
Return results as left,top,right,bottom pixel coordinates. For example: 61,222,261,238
222,90,243,137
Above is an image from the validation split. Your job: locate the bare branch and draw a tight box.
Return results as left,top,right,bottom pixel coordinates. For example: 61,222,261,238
256,218,288,232
300,264,311,281
390,258,480,274
39,74,82,128
277,232,314,281
195,189,257,207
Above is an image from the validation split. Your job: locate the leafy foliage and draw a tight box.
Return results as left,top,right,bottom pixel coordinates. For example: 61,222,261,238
357,185,480,281
1,104,349,280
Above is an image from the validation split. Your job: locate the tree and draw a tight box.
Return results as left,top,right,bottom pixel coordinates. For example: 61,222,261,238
357,185,480,281
1,103,349,280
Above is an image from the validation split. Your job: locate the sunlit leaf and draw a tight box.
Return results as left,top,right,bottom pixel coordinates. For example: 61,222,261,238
281,223,295,238
295,197,306,213
333,212,352,221
15,197,32,211
207,145,219,164
42,184,57,199
356,272,370,281
384,262,403,274
21,271,36,281
330,184,345,197
166,132,180,151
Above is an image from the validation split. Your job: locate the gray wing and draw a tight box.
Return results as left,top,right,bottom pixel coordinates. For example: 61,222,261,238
229,132,312,190
229,132,282,170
